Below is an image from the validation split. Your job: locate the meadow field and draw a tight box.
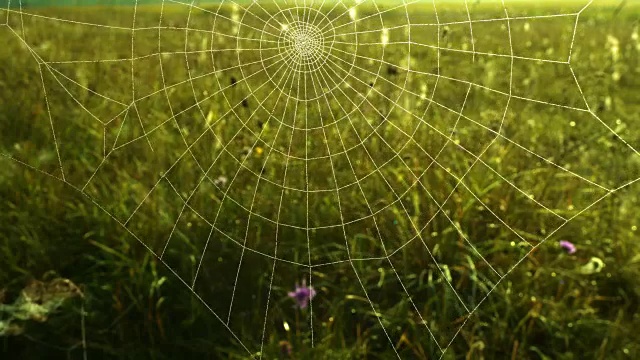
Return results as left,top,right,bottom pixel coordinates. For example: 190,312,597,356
0,1,639,359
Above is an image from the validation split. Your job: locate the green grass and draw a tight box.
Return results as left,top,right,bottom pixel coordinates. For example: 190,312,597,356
0,1,639,359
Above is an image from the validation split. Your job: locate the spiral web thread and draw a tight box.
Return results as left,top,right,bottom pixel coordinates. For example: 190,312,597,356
2,0,639,358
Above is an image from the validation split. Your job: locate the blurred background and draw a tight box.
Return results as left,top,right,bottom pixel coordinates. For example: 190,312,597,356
0,1,639,359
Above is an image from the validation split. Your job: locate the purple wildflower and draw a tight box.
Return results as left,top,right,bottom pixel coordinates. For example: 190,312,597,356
287,279,316,309
559,240,577,254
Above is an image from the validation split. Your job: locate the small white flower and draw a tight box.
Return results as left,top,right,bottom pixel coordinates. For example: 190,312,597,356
214,176,228,188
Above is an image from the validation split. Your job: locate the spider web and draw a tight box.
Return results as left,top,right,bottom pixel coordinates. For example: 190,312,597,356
2,0,639,358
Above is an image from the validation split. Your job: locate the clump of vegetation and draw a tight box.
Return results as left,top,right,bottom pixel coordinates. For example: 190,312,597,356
0,277,83,336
